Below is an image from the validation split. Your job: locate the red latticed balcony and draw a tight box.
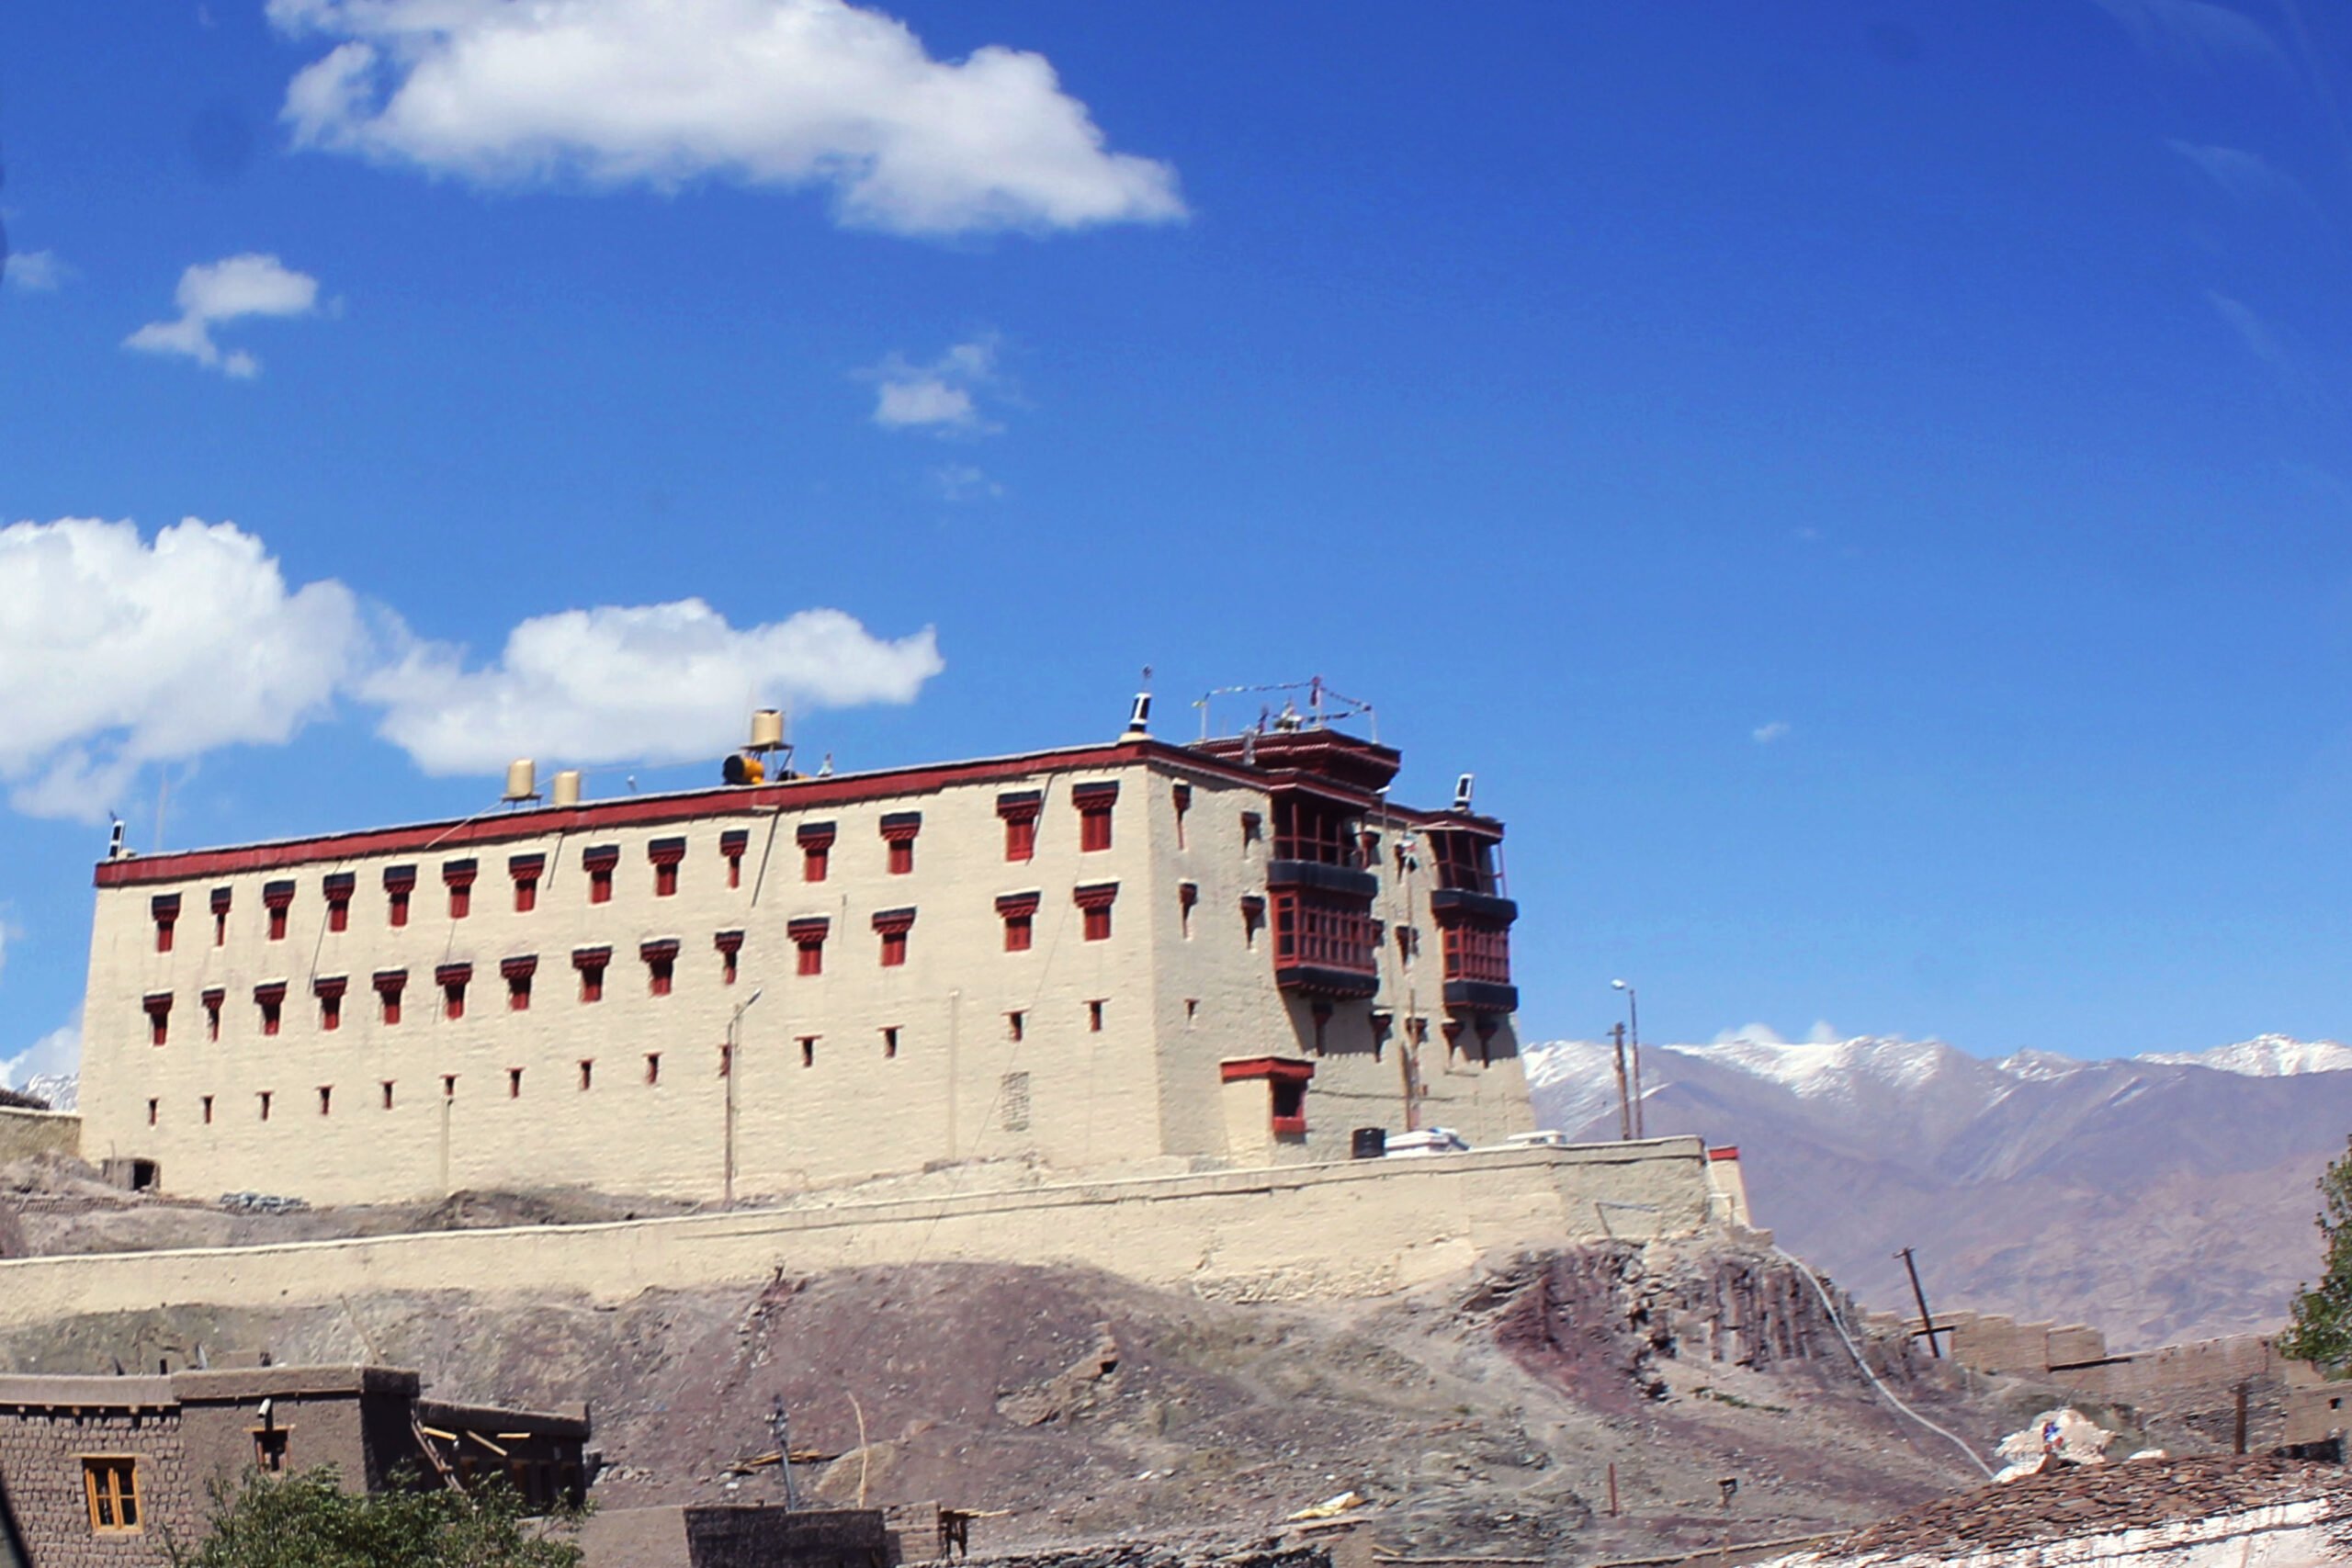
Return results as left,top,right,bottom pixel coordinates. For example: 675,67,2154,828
1272,890,1379,998
1432,888,1518,1012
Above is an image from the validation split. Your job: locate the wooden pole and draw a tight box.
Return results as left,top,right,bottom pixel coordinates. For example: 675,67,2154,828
1611,1023,1633,1142
1897,1247,1943,1358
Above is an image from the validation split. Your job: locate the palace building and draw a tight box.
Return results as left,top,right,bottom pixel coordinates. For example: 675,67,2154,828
74,700,1527,1206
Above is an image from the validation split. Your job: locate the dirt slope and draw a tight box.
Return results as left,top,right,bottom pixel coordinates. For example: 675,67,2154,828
0,1233,2181,1563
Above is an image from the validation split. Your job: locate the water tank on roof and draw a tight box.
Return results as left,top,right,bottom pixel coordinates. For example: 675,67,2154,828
503,760,537,802
750,708,786,751
551,770,582,807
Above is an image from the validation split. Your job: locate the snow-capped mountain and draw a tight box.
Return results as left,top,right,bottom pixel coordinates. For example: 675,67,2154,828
1524,1033,2352,1347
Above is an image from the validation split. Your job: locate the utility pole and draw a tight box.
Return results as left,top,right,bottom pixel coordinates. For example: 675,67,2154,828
1613,979,1644,1138
1611,1023,1633,1141
769,1396,798,1510
1896,1246,1943,1358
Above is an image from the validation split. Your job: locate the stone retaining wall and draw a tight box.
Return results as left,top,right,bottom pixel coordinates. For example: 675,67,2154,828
0,1140,1718,1325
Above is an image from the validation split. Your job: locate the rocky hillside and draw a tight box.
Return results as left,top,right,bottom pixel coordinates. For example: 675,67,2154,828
0,1238,2114,1563
1525,1034,2352,1347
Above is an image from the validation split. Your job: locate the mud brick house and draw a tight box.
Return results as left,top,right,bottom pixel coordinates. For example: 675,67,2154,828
0,1364,587,1567
72,705,1529,1205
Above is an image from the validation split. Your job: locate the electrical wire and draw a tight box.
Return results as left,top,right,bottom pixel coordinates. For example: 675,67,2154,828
1774,1246,1997,1481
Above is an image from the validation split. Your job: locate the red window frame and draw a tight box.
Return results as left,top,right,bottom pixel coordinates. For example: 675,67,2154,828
874,908,915,968
323,873,355,933
264,881,294,942
374,970,405,1025
997,892,1039,953
385,865,416,928
509,853,545,913
1172,783,1192,849
436,963,471,1020
1221,1055,1315,1137
211,886,232,945
583,845,619,904
1240,895,1265,948
151,894,179,953
503,955,537,1011
640,940,680,997
202,987,223,1041
650,838,685,897
443,860,478,919
1074,882,1118,942
315,976,346,1032
1269,891,1379,976
573,946,611,1003
881,812,922,875
997,792,1041,863
789,917,829,976
1074,782,1118,852
719,829,749,889
143,992,172,1046
798,822,835,884
1438,919,1513,986
254,982,287,1037
715,929,744,985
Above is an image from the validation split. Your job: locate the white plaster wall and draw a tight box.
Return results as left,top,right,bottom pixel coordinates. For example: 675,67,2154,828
76,743,1537,1206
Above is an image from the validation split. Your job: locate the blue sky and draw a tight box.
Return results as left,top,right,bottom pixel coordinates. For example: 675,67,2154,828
3,0,2351,1078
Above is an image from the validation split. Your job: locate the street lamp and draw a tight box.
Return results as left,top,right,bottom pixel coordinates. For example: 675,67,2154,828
723,987,765,1206
1611,979,1643,1139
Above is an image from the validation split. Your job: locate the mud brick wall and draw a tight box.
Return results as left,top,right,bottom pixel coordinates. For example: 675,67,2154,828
681,1505,888,1568
0,1408,192,1568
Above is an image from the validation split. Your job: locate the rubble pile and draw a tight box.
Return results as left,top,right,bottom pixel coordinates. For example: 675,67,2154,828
1812,1455,2352,1560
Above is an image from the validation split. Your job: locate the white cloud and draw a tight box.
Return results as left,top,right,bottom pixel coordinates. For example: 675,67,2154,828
868,336,1002,434
933,463,1004,502
266,0,1186,236
2166,141,2311,208
0,519,367,816
2086,0,2289,73
123,254,322,378
360,599,944,774
2,250,64,292
1752,721,1792,744
2,1016,79,1092
0,517,946,816
2206,291,2310,395
1711,1020,1842,1047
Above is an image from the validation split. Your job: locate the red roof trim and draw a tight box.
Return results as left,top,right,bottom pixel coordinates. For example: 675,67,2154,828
994,891,1041,916
786,917,831,941
84,740,1238,887
371,970,406,994
571,946,612,970
1219,1055,1316,1085
313,976,349,999
1072,881,1119,911
500,955,539,980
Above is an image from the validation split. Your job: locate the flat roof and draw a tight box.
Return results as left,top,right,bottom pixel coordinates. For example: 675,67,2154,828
92,732,1502,888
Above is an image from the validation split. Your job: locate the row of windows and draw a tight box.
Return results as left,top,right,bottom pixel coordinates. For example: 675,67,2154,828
139,998,1137,1125
137,884,1128,1044
144,787,1151,953
137,997,1501,1134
